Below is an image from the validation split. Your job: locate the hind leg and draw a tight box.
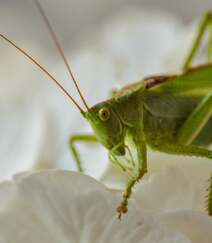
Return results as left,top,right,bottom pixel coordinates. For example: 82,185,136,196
207,174,212,216
176,91,212,145
182,11,212,70
150,90,212,215
177,92,212,216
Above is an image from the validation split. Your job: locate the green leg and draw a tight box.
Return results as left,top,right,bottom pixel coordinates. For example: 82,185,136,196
69,134,97,172
109,152,129,171
125,144,136,168
117,135,147,218
151,143,212,159
176,91,212,145
208,20,212,61
151,142,212,215
176,91,212,216
207,174,212,216
109,144,136,172
182,11,212,70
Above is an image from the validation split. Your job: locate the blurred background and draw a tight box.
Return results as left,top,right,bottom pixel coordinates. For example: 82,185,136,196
0,0,212,50
0,0,212,182
0,0,211,105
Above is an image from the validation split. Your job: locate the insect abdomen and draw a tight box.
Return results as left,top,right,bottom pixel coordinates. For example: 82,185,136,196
143,95,212,147
143,108,184,146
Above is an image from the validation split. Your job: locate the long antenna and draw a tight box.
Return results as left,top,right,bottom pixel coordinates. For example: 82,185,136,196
34,0,89,110
0,34,84,113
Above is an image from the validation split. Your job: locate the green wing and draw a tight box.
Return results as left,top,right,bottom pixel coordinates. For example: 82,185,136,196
144,64,212,145
152,64,212,97
144,64,212,118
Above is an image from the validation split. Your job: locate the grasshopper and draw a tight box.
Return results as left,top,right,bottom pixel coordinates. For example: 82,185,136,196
1,0,212,218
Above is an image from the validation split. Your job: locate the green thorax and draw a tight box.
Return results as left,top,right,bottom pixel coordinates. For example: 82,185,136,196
84,82,146,154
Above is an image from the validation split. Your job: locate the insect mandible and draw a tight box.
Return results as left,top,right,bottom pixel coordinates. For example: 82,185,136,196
1,0,212,218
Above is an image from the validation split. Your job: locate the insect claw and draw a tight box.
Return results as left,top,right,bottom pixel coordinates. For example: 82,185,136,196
118,212,122,220
117,202,128,220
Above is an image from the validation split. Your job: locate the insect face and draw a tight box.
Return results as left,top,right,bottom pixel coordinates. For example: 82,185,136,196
84,102,125,155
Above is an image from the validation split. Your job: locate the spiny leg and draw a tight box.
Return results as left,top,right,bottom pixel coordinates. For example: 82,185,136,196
117,137,147,218
207,174,212,216
182,11,212,70
69,134,97,172
151,142,212,215
208,19,212,61
176,92,212,215
151,143,212,159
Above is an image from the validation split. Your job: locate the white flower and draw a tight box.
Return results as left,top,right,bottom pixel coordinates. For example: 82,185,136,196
101,151,212,214
0,170,211,243
0,104,45,180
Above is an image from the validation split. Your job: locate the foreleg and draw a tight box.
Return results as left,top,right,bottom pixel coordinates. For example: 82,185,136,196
69,134,97,172
117,135,147,218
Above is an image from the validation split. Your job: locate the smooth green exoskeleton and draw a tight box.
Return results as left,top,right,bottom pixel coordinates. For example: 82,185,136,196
1,1,212,218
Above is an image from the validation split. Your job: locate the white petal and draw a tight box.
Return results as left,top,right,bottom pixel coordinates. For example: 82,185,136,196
156,210,212,243
133,150,212,213
101,148,212,213
0,104,44,180
0,42,47,107
0,170,209,243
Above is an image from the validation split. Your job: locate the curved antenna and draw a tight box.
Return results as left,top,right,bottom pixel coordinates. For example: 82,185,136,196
34,0,89,110
0,34,84,113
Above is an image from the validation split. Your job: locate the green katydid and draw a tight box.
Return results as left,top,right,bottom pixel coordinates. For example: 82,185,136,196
0,1,212,218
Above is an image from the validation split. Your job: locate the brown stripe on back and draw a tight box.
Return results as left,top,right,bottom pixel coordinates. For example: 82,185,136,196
144,75,176,89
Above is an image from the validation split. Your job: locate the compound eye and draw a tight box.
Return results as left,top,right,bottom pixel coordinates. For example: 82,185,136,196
99,107,110,121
